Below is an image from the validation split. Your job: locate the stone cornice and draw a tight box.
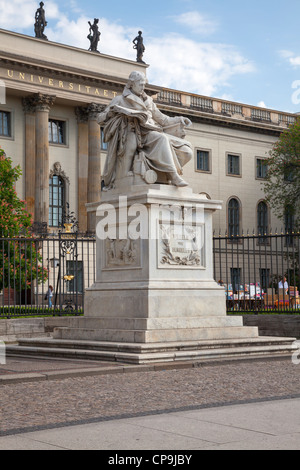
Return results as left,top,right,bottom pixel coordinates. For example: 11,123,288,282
0,28,158,95
0,55,159,101
156,103,290,137
0,54,127,90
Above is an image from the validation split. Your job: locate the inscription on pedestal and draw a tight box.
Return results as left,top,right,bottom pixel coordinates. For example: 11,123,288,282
158,222,205,269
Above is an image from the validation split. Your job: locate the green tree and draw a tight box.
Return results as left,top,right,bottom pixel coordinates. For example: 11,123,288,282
264,117,300,229
0,148,48,292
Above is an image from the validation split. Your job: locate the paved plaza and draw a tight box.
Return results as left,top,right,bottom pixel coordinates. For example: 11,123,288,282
0,354,300,450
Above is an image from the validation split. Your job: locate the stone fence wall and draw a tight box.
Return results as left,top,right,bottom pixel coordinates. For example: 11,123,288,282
240,315,300,339
0,317,72,343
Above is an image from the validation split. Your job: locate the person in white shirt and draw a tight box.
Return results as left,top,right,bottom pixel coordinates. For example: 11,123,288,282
278,277,288,293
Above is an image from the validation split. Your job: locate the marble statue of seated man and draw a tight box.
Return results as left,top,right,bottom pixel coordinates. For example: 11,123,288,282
97,71,193,189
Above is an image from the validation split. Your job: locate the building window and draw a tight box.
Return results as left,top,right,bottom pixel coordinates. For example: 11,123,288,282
66,260,83,293
49,175,65,227
257,201,269,239
49,119,66,145
284,164,298,183
101,128,108,151
196,150,210,172
227,154,241,176
285,206,295,246
230,268,242,292
260,268,270,291
256,158,268,179
0,111,11,137
228,198,240,238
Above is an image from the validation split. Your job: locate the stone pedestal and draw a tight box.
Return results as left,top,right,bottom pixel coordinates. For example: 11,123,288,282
14,182,296,363
53,184,265,359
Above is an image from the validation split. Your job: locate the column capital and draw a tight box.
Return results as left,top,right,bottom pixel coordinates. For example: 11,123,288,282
22,95,37,114
31,92,56,112
75,106,89,124
87,102,106,120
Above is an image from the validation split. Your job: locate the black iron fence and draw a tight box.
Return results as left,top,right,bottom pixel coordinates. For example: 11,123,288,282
1,230,299,318
213,231,300,313
0,232,96,318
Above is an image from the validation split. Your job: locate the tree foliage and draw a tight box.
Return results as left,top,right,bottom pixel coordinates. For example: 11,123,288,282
264,117,300,228
0,148,48,291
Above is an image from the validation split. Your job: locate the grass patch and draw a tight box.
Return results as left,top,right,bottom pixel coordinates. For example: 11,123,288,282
228,310,300,315
0,306,83,318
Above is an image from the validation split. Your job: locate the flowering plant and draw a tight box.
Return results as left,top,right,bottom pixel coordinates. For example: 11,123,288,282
0,148,48,291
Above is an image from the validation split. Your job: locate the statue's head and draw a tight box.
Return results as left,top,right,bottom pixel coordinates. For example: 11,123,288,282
126,71,147,96
40,1,44,6
127,71,146,86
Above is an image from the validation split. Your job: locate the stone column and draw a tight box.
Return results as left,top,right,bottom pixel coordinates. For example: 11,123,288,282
22,96,37,218
86,103,103,232
75,107,89,233
33,93,55,225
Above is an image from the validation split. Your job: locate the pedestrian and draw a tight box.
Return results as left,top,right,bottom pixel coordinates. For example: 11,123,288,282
278,276,288,294
46,285,54,308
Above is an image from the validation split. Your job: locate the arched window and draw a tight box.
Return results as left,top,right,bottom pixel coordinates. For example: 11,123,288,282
49,175,65,227
228,198,240,238
257,201,269,235
257,201,269,244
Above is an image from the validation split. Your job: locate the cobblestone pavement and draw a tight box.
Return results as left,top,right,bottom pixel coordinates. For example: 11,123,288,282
1,356,300,437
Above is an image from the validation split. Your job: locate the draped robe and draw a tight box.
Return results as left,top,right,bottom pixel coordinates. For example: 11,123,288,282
98,88,193,188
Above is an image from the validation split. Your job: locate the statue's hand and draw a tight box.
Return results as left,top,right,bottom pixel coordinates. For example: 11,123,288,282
97,112,107,124
180,117,192,127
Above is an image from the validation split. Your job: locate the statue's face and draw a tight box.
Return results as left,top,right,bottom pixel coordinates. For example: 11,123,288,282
131,78,146,97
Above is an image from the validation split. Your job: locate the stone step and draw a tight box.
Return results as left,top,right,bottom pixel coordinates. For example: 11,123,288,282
7,336,298,365
51,316,244,331
16,336,296,352
52,325,259,343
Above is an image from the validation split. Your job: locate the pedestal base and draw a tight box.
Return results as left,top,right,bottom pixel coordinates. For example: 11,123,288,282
11,185,297,364
11,336,298,365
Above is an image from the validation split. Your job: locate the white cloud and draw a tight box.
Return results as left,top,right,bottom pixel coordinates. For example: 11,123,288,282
279,49,294,59
257,101,267,108
146,34,255,96
46,15,137,60
279,50,300,68
290,56,300,67
0,0,255,97
171,11,218,35
0,0,60,31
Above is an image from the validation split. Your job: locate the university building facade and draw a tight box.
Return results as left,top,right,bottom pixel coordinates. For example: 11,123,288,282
0,28,297,237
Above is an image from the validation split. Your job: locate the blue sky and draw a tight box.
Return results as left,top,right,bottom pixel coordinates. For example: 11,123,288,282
0,0,300,112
